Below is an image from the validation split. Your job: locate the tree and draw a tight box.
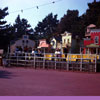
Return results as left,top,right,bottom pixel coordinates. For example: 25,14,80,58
57,10,84,38
84,0,100,26
97,15,100,28
13,15,33,39
0,7,8,29
0,7,10,51
34,13,59,40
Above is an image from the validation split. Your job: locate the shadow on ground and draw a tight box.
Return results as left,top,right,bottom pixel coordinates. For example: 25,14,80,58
0,70,12,79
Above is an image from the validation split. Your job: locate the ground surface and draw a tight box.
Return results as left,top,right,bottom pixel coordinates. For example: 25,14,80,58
0,66,100,96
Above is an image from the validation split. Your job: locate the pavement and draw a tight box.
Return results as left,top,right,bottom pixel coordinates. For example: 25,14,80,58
0,66,100,96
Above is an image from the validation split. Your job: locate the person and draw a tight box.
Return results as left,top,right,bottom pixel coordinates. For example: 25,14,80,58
32,49,38,57
55,49,61,57
24,46,28,53
2,58,6,67
32,49,35,56
28,47,32,53
2,55,9,67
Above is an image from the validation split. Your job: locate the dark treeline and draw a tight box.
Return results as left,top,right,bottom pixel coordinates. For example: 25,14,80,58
0,0,100,52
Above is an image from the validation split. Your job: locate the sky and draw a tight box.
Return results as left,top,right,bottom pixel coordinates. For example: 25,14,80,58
0,0,97,29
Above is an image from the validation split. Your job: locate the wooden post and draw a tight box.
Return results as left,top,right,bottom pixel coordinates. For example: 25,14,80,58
8,53,10,67
25,53,27,67
43,52,45,69
67,54,69,71
88,48,89,54
55,55,57,70
80,54,83,71
80,47,81,54
34,53,35,69
96,48,98,55
95,54,97,73
17,53,18,66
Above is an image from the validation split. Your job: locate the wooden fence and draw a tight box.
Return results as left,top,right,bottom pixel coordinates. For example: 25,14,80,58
5,53,100,72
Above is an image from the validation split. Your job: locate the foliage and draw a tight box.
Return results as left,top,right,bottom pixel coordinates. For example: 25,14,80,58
57,1,100,39
84,0,100,26
34,13,59,40
0,7,11,51
57,10,84,38
13,15,33,39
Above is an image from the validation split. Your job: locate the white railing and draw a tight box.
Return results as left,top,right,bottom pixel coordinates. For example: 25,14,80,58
5,53,98,72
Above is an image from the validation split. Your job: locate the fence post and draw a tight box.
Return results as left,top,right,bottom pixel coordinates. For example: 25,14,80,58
25,53,27,67
55,55,57,70
17,53,18,66
8,53,11,67
80,54,83,71
43,53,45,69
95,54,97,73
34,53,36,69
67,54,69,71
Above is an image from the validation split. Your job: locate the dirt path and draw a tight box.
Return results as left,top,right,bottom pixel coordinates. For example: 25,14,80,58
0,67,100,96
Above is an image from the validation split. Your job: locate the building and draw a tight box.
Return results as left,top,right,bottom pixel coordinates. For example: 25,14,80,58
50,36,62,51
82,24,100,54
61,31,72,53
85,24,96,37
50,37,57,50
10,35,35,54
37,39,50,53
50,32,72,53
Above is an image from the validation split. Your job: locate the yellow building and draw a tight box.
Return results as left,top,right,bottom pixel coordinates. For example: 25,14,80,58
61,31,72,53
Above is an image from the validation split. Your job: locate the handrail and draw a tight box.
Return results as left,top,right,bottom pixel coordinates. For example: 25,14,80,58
5,53,98,72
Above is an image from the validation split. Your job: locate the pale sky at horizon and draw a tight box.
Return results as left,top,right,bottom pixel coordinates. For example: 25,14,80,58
0,0,97,29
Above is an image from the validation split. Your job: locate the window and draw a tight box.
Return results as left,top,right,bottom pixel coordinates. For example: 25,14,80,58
51,41,55,46
26,40,29,44
94,36,99,44
67,39,69,43
22,40,24,43
64,39,66,43
24,35,28,39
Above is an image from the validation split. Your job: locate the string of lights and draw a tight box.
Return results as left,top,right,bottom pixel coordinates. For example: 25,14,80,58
9,0,62,14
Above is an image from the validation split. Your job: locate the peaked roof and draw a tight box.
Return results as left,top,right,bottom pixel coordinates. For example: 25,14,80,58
87,24,96,28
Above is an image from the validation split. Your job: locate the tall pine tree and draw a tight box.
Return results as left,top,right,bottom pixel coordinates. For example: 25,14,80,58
0,7,10,51
13,15,33,40
34,13,59,40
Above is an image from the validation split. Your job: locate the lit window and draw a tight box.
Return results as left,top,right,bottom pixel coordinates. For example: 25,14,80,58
68,39,69,43
94,36,99,44
64,39,66,43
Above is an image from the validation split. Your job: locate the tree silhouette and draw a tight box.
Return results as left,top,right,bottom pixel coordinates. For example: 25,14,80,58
0,7,11,51
13,15,33,39
83,0,100,27
34,13,59,40
57,10,84,38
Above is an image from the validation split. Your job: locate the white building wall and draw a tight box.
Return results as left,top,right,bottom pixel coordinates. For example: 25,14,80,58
10,35,35,53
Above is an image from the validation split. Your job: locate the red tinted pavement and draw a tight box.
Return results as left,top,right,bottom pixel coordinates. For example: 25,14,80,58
0,67,100,96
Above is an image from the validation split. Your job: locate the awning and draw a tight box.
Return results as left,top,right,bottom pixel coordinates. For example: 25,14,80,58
86,44,100,48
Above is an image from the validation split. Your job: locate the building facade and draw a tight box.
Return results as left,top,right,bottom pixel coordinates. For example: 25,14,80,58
50,36,62,52
83,25,100,54
38,39,50,53
61,31,72,53
10,35,35,53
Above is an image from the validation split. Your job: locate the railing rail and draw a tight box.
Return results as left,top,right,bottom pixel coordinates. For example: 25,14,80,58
5,53,98,72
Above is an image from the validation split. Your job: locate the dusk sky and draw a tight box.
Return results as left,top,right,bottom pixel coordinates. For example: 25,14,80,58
0,0,96,28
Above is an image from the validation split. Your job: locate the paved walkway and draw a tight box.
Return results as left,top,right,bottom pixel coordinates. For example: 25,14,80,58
0,67,100,96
